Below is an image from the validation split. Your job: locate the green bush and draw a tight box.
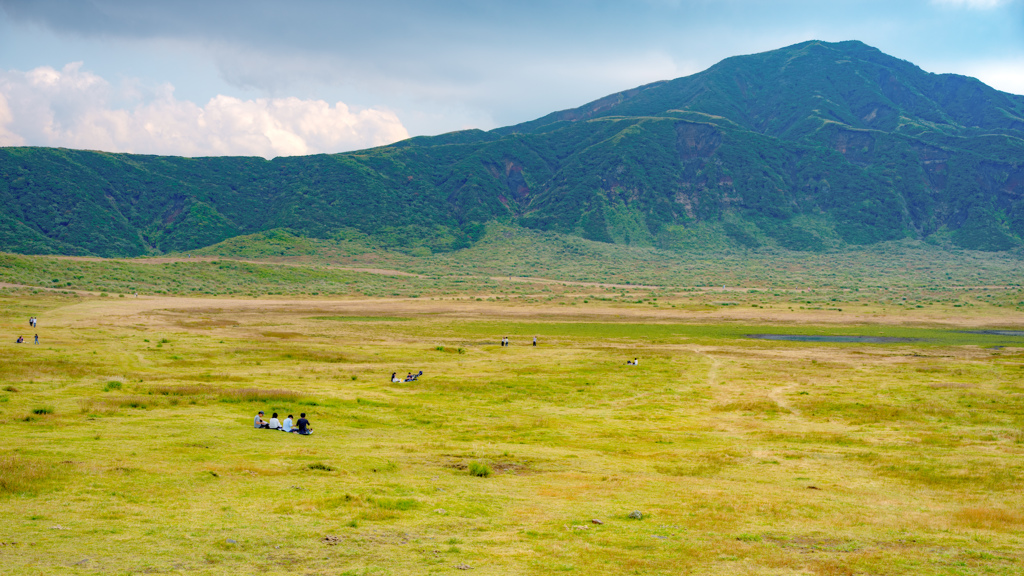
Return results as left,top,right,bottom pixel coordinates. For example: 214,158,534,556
468,461,492,477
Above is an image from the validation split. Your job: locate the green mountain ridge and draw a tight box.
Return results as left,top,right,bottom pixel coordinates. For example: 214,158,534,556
2,39,1023,257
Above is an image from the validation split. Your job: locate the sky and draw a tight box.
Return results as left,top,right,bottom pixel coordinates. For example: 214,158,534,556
1,0,1022,158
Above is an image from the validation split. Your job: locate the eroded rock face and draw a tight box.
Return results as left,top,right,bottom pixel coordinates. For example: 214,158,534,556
676,123,723,160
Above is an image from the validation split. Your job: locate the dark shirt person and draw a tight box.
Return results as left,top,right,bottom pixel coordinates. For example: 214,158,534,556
293,413,312,435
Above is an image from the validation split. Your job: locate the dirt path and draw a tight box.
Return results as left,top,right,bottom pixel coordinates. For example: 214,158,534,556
692,348,722,387
768,382,802,416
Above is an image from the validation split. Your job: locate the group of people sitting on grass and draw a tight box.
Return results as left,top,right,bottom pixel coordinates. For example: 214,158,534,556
391,371,423,383
626,357,639,365
254,411,312,435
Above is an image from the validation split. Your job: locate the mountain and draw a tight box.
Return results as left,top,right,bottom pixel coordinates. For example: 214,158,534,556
2,39,1024,257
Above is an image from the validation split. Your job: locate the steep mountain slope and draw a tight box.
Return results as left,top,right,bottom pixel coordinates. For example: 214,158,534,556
2,40,1023,257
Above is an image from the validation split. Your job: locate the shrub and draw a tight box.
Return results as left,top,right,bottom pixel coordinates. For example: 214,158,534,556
104,381,123,391
32,406,54,415
308,463,334,472
468,461,492,477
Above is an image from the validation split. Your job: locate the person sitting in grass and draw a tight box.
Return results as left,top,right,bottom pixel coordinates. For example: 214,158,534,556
267,412,282,430
281,414,293,432
254,410,269,429
404,370,423,382
292,413,312,435
391,372,402,383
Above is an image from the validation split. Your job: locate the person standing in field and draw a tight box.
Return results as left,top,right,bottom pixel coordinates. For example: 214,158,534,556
34,334,38,344
533,336,537,346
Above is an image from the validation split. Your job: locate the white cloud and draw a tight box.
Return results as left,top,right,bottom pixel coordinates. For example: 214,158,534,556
965,59,1024,95
0,63,409,158
0,93,25,146
930,0,1013,8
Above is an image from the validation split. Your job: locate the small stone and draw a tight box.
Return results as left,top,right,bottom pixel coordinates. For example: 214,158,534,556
226,539,237,544
807,486,820,490
628,510,643,520
591,519,603,525
455,564,472,570
435,508,447,514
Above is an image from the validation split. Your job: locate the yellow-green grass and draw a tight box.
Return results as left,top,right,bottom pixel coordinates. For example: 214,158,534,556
1,292,1023,575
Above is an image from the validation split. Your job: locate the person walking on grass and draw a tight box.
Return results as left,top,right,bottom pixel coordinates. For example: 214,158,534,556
34,334,38,344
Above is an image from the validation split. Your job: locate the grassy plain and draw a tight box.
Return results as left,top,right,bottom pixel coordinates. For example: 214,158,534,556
2,235,1024,575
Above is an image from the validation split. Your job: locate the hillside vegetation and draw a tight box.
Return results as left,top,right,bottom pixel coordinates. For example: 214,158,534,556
2,40,1024,257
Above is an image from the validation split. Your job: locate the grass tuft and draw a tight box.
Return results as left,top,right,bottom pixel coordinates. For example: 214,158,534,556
468,461,492,477
0,454,59,494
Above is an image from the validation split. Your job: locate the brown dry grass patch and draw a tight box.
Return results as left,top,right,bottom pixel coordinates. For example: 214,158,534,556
0,454,60,494
954,507,1024,530
712,397,789,413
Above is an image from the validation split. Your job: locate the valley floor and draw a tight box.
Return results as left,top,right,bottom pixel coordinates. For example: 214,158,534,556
1,292,1023,575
